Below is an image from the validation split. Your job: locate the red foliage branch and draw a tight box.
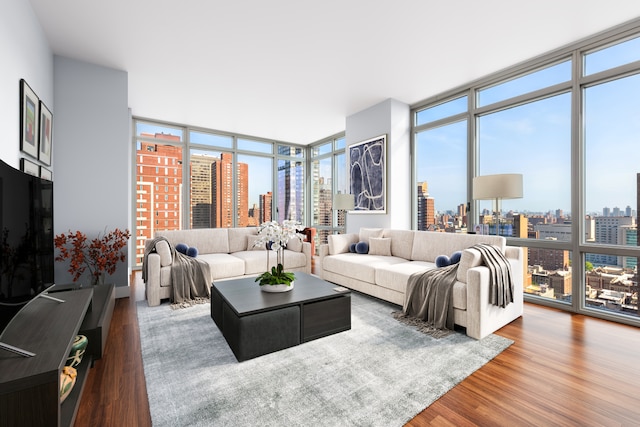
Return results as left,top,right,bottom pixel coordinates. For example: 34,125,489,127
54,228,131,283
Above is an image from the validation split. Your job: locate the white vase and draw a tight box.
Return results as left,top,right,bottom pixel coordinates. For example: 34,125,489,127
260,281,295,293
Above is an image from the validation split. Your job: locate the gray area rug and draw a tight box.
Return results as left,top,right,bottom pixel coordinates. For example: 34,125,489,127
137,292,512,426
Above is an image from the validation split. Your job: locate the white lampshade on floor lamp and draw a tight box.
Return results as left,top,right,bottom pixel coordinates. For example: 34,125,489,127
334,193,355,233
473,173,523,235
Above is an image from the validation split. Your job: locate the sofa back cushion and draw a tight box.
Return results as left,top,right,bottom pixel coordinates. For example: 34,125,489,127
382,229,415,260
328,233,358,255
410,230,505,262
359,228,384,243
228,228,258,252
156,228,230,254
286,237,303,252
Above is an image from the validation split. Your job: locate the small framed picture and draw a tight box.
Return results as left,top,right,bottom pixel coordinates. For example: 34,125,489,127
39,101,53,166
20,79,39,159
21,157,40,177
40,166,53,181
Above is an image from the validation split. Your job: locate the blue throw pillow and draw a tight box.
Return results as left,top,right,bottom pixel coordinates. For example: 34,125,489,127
349,243,357,253
435,255,451,268
355,241,369,254
187,247,198,257
175,243,188,254
450,251,462,265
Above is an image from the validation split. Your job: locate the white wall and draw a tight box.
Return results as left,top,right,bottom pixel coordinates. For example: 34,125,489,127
345,98,411,233
0,0,53,167
53,56,131,295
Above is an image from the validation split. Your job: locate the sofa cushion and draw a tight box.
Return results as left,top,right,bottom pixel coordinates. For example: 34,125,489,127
359,228,384,243
323,253,406,284
157,228,230,254
155,240,172,267
232,250,270,275
328,233,358,255
198,253,245,280
160,265,172,287
229,228,258,252
286,237,303,253
382,229,415,260
456,247,485,283
247,235,266,250
410,231,506,263
375,260,432,293
375,260,467,310
369,237,391,256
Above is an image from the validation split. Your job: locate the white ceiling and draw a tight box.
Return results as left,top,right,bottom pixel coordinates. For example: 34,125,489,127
28,0,640,144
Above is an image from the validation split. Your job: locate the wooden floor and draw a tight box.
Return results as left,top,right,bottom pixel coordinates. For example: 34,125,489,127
76,272,640,426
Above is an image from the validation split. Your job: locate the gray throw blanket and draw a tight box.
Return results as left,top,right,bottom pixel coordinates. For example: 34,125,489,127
395,243,514,337
142,236,211,308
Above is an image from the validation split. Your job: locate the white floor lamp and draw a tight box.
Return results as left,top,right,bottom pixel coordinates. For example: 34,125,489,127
334,193,355,234
472,174,523,235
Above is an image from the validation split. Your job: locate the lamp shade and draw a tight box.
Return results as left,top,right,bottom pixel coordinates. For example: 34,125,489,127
334,193,355,210
473,174,523,200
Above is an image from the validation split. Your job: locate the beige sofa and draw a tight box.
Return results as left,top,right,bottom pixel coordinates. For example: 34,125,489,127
144,227,311,306
317,228,523,339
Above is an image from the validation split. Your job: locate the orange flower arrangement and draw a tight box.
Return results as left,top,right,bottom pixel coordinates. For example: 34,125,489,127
55,228,131,284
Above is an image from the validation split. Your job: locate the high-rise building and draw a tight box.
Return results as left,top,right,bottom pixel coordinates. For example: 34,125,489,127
259,192,273,224
277,159,304,221
587,216,636,266
135,135,183,264
417,181,435,231
190,153,216,228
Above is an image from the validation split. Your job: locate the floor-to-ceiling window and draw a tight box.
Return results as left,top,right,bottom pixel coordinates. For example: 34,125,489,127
582,35,640,319
414,96,468,232
133,119,305,266
412,20,640,326
310,135,346,253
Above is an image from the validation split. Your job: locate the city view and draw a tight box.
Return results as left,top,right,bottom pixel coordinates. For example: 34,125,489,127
417,178,639,319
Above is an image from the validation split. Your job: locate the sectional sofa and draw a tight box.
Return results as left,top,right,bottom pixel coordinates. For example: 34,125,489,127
144,227,311,306
317,228,524,339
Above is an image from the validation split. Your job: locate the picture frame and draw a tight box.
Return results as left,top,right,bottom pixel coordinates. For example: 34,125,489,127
20,79,39,159
39,101,53,166
40,166,53,181
349,134,387,213
20,157,40,177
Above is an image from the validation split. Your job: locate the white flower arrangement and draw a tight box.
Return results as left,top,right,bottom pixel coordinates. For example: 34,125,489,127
253,220,304,286
253,220,304,252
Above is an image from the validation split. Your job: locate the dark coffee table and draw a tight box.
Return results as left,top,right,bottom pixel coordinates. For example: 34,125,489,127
211,272,351,361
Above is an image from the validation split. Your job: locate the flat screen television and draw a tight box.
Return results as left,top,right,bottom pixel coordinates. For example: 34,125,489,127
0,158,54,334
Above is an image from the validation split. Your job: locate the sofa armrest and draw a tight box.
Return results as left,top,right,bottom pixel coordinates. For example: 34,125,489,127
145,252,162,307
465,246,524,339
301,241,312,274
317,244,330,279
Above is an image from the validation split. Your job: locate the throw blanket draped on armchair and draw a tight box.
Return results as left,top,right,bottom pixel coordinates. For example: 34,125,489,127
396,243,514,336
142,236,211,308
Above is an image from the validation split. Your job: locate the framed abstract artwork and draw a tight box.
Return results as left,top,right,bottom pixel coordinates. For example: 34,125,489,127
20,157,40,177
39,101,53,165
349,134,386,213
20,79,39,159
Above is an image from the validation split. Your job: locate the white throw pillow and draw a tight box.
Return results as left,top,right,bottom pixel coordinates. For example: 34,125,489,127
369,237,392,256
286,237,303,253
328,234,356,255
359,228,384,243
456,246,496,282
155,240,172,266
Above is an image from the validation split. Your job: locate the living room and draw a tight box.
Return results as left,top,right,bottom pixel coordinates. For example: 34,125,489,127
2,0,640,425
